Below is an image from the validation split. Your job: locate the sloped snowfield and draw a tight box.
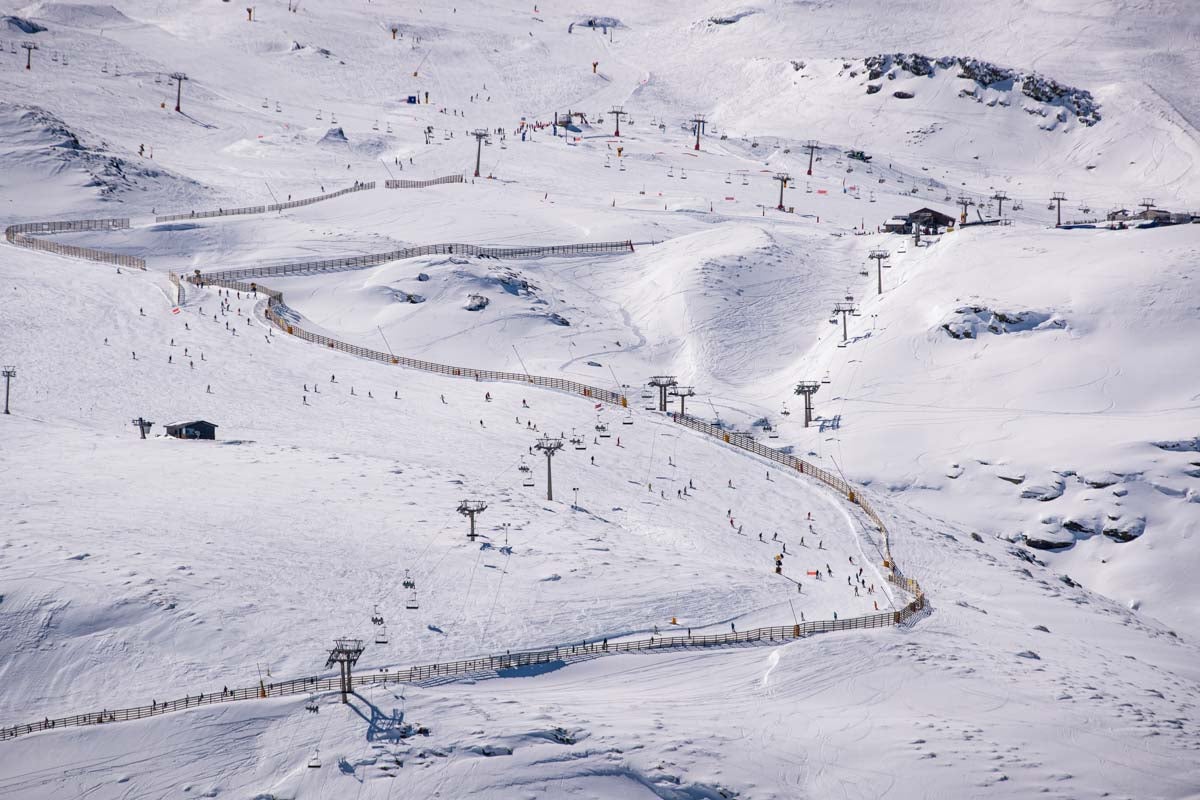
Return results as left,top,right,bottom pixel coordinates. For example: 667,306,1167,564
1,0,1199,797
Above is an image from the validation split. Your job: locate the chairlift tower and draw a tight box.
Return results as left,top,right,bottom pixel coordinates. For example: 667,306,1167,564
21,41,37,71
689,113,706,150
325,638,365,704
991,190,1009,217
534,436,565,501
793,381,821,428
773,173,791,211
957,194,972,224
609,105,628,137
1139,197,1156,216
647,375,678,412
457,499,488,541
131,416,154,439
805,140,818,176
669,385,695,416
869,249,890,295
2,366,14,414
1050,191,1066,227
471,129,490,177
832,301,858,343
170,72,188,113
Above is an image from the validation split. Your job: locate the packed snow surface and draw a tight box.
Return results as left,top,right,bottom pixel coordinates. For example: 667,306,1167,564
2,0,1199,797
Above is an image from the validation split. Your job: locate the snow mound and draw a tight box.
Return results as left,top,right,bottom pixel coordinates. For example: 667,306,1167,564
26,3,134,28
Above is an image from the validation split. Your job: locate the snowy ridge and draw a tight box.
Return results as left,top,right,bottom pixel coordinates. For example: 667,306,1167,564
1,582,923,742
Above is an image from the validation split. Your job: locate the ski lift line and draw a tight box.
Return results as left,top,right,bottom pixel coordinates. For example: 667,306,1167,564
395,448,528,604
437,542,487,664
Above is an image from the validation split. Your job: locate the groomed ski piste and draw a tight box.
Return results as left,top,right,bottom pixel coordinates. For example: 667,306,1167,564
2,1,1200,798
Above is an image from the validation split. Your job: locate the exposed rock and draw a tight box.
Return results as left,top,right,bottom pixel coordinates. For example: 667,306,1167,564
1020,476,1065,501
970,532,984,543
1033,625,1050,633
3,15,47,34
866,84,882,94
858,53,1100,125
546,312,570,326
1016,650,1041,660
941,305,1063,339
893,90,915,99
416,272,430,282
1102,515,1146,542
465,293,489,311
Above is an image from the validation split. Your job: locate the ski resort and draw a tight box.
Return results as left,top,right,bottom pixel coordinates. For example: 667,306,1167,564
1,1,1199,798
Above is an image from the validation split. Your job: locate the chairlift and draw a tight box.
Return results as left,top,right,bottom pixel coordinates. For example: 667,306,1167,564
308,749,322,769
869,192,876,203
725,173,732,184
780,403,791,416
275,101,282,113
618,159,625,171
386,121,393,133
1013,201,1023,211
331,113,337,124
821,373,831,384
604,156,611,168
371,604,385,626
859,268,869,276
405,590,419,610
402,570,415,590
622,410,634,426
767,423,780,440
667,166,674,178
316,109,323,120
375,625,389,645
680,168,687,180
101,62,108,73
805,183,813,193
373,119,379,131
262,98,269,109
596,421,611,438
52,51,58,62
572,436,587,450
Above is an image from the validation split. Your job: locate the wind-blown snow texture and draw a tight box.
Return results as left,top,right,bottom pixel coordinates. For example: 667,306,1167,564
1,1,1199,797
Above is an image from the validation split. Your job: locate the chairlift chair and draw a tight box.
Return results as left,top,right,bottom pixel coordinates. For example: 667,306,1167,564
622,410,634,426
275,102,282,113
667,166,674,178
316,109,323,120
402,570,415,590
618,160,626,171
373,120,379,131
596,422,611,438
308,750,322,769
375,625,389,645
780,403,791,416
262,98,269,108
405,590,419,610
680,168,687,180
725,173,732,184
741,174,749,186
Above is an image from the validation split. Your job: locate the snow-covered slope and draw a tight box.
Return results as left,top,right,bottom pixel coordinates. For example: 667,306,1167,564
2,0,1199,797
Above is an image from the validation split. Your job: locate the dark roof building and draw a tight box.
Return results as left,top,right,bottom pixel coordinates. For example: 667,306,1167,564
906,207,957,229
165,420,218,440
